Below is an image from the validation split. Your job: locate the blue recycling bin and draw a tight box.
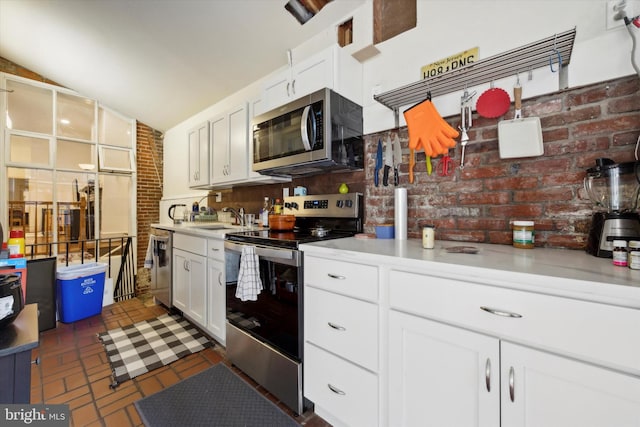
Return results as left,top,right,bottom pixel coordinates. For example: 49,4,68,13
56,262,107,323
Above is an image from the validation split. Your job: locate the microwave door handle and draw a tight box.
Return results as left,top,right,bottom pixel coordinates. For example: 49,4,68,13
300,105,313,151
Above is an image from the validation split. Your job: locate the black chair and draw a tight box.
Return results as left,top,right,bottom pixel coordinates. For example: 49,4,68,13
26,257,57,332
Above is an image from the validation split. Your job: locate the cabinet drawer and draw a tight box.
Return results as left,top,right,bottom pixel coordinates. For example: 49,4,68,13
304,255,378,302
390,269,640,374
304,344,378,427
305,286,378,372
207,238,225,260
174,233,207,256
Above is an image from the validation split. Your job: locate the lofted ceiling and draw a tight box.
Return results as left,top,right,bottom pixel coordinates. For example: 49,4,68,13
0,0,365,132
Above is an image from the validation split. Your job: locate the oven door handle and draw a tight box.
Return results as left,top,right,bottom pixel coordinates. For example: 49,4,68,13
224,241,300,266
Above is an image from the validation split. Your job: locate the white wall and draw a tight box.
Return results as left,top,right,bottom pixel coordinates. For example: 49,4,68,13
162,0,640,200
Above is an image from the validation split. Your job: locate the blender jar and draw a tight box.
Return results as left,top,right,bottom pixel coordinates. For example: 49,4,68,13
584,158,640,212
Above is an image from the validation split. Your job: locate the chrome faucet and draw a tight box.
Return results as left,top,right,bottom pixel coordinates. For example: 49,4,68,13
222,207,245,226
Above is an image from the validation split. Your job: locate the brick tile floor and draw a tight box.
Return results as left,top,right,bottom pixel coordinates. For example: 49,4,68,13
30,297,331,426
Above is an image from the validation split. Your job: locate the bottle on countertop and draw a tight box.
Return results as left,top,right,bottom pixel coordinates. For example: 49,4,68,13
274,198,283,215
260,197,270,227
613,240,628,267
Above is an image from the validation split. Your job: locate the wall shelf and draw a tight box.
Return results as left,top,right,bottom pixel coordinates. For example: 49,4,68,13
374,28,576,125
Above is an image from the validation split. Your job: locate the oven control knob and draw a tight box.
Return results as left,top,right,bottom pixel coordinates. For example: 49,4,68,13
345,200,353,208
336,200,344,208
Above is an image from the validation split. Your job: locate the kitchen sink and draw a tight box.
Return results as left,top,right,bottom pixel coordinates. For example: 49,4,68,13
187,223,234,230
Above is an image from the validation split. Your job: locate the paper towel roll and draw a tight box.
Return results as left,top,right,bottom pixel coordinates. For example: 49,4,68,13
394,188,407,240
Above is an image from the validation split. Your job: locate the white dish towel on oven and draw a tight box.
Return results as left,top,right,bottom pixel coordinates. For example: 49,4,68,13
236,245,263,301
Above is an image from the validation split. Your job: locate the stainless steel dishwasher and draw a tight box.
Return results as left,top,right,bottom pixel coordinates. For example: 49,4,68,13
149,227,173,307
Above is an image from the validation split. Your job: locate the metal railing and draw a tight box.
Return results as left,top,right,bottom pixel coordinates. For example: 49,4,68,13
25,236,137,302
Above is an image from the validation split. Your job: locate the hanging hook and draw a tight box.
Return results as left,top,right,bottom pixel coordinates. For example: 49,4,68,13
549,33,563,73
528,67,533,81
516,72,521,86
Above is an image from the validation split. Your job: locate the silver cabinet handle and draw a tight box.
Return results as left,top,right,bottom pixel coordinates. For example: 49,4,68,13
210,248,220,252
327,273,346,280
509,366,515,402
480,306,522,318
327,383,345,395
485,358,491,392
292,79,296,95
286,82,291,97
328,322,346,331
218,272,223,286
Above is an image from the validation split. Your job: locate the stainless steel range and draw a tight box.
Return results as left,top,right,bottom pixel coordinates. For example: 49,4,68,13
224,193,363,415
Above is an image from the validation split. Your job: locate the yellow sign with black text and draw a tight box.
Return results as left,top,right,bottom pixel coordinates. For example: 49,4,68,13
421,47,479,79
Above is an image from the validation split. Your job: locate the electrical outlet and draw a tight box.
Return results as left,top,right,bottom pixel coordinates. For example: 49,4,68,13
215,192,222,202
607,0,630,30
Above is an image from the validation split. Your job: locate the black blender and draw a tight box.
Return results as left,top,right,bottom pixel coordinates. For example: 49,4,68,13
584,158,640,257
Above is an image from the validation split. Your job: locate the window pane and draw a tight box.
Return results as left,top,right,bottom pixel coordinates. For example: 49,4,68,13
56,92,95,140
99,174,132,237
99,107,133,148
56,139,96,171
99,146,133,171
6,80,53,134
8,134,51,165
56,171,96,242
7,167,54,251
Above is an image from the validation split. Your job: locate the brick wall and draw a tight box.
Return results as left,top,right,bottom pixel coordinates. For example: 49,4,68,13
363,75,640,248
135,122,163,295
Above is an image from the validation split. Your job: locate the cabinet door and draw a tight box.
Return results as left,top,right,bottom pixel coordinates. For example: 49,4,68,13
501,342,640,427
291,48,333,99
209,115,228,184
186,253,207,327
172,248,189,312
262,69,292,111
188,122,209,187
226,103,248,182
388,310,500,427
207,258,226,344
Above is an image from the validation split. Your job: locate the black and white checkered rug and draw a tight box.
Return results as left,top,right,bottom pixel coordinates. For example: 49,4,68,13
98,314,212,387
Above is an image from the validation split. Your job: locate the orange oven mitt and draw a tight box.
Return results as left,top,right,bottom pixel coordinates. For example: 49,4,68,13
404,99,458,157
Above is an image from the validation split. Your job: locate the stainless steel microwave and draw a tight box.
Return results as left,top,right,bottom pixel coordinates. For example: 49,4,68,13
252,88,363,176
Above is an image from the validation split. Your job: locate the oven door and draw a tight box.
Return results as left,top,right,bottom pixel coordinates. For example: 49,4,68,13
224,240,303,361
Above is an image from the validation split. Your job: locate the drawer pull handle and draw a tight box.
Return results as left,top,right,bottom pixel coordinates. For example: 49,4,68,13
327,383,346,395
485,358,491,392
327,273,346,280
211,248,220,252
509,366,515,402
328,322,346,331
480,306,522,318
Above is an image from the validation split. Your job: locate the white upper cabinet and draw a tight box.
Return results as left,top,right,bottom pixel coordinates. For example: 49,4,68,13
210,103,248,186
188,121,209,188
261,45,363,113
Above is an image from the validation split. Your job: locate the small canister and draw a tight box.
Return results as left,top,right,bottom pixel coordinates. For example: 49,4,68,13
7,229,25,258
512,221,535,249
422,225,435,249
628,241,640,269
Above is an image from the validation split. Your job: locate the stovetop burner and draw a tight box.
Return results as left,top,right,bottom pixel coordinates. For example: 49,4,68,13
225,227,358,250
225,193,363,249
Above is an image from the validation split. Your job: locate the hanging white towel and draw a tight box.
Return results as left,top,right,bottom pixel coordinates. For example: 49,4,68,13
144,238,154,269
235,246,263,301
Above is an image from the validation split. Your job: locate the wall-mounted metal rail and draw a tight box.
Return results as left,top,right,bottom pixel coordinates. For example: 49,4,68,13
374,28,576,126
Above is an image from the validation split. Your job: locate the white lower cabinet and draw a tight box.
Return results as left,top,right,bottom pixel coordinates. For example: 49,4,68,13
388,310,500,427
173,247,206,327
303,254,379,427
501,342,640,427
173,234,207,329
305,344,378,427
388,269,640,427
206,238,226,344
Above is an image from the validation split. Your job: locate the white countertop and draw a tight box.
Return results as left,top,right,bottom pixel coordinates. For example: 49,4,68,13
151,222,254,239
299,238,640,309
